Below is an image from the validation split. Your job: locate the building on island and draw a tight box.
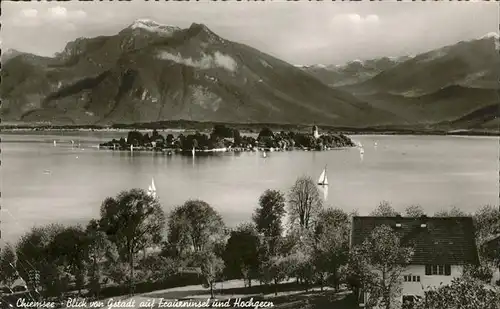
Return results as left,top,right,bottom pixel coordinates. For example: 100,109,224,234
312,125,320,139
350,216,479,308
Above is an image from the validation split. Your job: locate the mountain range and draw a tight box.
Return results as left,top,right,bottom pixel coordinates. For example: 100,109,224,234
301,32,500,130
1,20,499,130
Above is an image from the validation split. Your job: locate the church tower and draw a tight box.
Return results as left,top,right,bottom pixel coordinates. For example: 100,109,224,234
312,125,320,139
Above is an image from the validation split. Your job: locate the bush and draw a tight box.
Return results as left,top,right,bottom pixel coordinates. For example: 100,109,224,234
91,273,203,299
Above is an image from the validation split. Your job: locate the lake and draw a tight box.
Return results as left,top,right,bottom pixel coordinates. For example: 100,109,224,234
1,132,498,244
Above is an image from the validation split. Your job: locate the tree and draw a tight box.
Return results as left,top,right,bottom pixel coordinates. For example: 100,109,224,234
463,262,494,283
404,205,426,217
0,244,17,287
15,224,66,292
257,127,274,140
348,225,414,309
212,125,234,139
288,176,323,230
233,129,242,146
473,205,500,242
370,201,401,217
139,254,177,282
266,254,293,296
223,223,260,287
167,200,226,257
47,225,89,295
192,250,225,299
413,277,500,309
253,189,286,254
127,131,143,146
257,238,293,295
433,206,468,217
287,230,316,291
313,208,351,290
99,189,166,293
85,219,119,298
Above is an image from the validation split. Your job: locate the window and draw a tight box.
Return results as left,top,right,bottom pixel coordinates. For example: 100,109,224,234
403,275,421,282
425,264,451,276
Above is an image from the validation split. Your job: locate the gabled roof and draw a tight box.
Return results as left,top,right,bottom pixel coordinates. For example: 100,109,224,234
351,216,479,265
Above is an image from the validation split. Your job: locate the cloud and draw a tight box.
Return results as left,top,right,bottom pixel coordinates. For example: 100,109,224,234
157,51,238,72
48,6,87,19
49,6,67,19
332,13,380,26
20,9,38,18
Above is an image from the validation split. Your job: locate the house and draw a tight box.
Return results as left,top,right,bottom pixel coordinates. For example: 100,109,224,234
350,216,479,308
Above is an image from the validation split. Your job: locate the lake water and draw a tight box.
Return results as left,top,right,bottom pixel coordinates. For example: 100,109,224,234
1,132,498,244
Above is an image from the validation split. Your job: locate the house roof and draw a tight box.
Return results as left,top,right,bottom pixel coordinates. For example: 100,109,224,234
351,216,479,265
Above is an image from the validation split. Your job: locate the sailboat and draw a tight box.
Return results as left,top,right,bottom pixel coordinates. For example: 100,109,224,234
192,147,195,157
147,178,157,198
321,184,329,200
262,151,267,158
53,140,57,147
318,166,328,186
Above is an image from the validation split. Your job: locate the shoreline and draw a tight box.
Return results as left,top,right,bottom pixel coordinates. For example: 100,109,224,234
1,127,499,137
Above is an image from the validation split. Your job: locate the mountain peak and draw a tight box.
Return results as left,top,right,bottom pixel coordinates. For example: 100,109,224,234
126,18,180,35
480,32,499,40
189,22,210,31
187,23,222,43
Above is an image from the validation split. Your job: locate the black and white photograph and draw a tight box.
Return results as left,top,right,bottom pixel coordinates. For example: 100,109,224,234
0,1,499,308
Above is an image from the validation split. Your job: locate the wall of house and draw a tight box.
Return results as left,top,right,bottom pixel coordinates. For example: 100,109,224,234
360,264,464,308
401,264,463,297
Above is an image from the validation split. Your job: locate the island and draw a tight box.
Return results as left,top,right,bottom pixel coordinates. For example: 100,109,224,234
98,125,356,154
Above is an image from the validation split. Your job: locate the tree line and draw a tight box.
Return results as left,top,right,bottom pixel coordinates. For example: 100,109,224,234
0,179,498,308
99,125,354,151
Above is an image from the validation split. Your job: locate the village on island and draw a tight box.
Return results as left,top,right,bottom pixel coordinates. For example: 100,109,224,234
97,125,357,155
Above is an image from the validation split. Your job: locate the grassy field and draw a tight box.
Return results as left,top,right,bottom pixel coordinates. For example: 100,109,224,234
59,279,358,309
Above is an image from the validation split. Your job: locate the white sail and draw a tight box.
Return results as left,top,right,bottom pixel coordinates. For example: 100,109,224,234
192,147,195,156
151,178,156,191
318,167,328,185
262,151,267,158
147,178,157,198
130,144,134,152
53,140,57,147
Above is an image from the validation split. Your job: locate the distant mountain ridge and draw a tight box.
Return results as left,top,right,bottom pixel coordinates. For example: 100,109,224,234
0,19,394,127
298,55,414,87
1,22,498,130
301,33,500,129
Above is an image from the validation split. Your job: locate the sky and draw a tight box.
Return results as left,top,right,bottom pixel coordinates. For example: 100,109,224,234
1,1,498,65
